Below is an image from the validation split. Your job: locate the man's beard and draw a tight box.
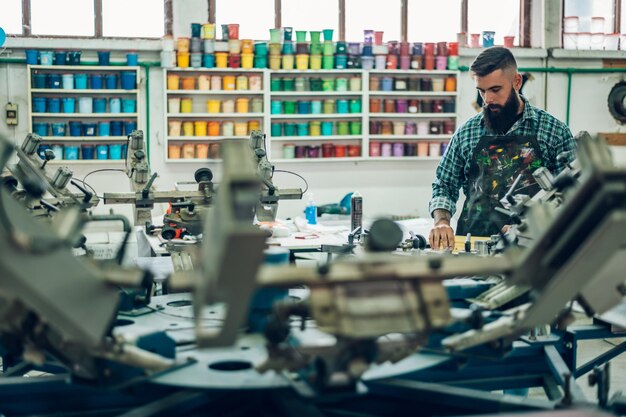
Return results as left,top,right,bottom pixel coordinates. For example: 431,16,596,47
483,89,520,134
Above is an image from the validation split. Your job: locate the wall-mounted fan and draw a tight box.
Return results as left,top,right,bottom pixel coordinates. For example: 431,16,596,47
608,81,626,124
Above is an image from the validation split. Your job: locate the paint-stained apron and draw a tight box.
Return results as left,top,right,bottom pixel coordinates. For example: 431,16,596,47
456,135,545,237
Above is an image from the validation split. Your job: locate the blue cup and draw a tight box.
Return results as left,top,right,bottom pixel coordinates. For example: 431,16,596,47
109,144,123,159
122,99,136,113
96,145,109,160
321,121,333,135
283,123,296,136
336,99,349,114
296,101,310,114
62,97,76,113
381,77,393,91
74,74,88,89
98,121,111,136
90,74,103,89
93,98,107,113
83,123,97,136
33,122,49,136
64,145,79,160
311,100,322,114
271,123,282,136
48,74,62,89
69,121,82,136
32,73,47,88
54,51,67,65
81,145,95,159
97,51,110,66
25,50,39,65
51,123,66,136
126,52,138,66
33,97,46,113
110,98,121,113
47,97,61,113
124,121,137,135
38,145,51,160
270,100,282,114
254,56,267,68
120,71,136,90
105,74,118,89
296,122,309,136
111,121,123,136
203,54,215,68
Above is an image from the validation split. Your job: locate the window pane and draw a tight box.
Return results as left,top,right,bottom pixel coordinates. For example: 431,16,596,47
282,0,338,37
468,0,520,46
345,0,401,42
408,0,461,42
103,0,164,37
31,0,94,36
0,0,23,34
564,0,614,32
216,0,274,40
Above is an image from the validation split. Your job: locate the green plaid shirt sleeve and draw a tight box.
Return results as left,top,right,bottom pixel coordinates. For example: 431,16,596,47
429,129,466,216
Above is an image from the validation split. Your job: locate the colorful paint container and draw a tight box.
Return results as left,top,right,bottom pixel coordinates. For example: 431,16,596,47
81,145,95,160
311,100,322,114
110,98,121,113
33,122,49,136
93,98,107,113
223,75,236,90
321,121,333,136
271,123,282,136
105,74,118,89
182,121,194,136
336,100,349,114
32,73,47,88
69,121,82,136
337,121,349,135
83,123,97,136
124,121,137,135
194,121,207,136
222,99,235,113
40,51,54,65
271,100,282,114
98,122,110,136
121,72,136,89
96,145,109,160
208,121,220,136
207,99,220,113
236,98,249,113
203,54,215,68
122,99,136,113
283,123,296,136
63,145,79,160
168,121,182,136
241,53,254,68
62,74,74,90
214,52,228,68
33,97,47,113
78,97,93,113
309,121,321,136
350,99,362,113
109,144,123,159
222,122,234,136
180,98,193,113
111,121,123,136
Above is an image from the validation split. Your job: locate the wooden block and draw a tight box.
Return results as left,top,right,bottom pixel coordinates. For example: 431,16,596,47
598,132,626,146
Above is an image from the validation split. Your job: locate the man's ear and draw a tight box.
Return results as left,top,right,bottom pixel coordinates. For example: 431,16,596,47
513,72,523,91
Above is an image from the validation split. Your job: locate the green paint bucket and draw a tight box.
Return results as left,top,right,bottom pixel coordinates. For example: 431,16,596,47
295,31,307,42
270,78,282,91
322,55,334,70
283,77,295,91
310,31,321,44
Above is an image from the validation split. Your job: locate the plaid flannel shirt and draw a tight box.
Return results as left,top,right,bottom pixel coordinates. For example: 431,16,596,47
429,96,576,217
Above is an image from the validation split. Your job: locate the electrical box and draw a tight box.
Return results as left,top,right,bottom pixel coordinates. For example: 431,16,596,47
5,103,17,125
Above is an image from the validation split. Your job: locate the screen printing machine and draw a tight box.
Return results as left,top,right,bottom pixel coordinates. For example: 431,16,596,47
0,129,626,417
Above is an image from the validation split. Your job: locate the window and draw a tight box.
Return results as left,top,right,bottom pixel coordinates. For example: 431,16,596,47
103,0,165,37
0,0,22,35
282,0,338,36
31,0,95,36
564,0,615,32
408,0,461,42
468,0,520,46
345,0,401,42
216,0,274,40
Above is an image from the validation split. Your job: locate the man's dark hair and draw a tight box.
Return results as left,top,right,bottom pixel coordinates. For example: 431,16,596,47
470,47,517,77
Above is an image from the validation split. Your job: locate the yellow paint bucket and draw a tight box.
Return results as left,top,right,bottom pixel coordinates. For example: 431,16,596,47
194,121,207,136
241,53,254,69
180,98,193,113
282,55,295,70
207,99,221,113
215,52,228,68
182,121,194,136
236,98,249,113
296,54,309,70
167,74,180,90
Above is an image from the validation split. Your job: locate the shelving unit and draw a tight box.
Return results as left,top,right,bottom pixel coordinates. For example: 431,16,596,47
164,68,267,162
162,68,458,163
27,65,141,163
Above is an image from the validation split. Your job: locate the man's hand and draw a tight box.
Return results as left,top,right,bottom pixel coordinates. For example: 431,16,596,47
429,209,455,250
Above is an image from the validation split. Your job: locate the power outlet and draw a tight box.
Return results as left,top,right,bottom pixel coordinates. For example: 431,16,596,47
5,103,17,125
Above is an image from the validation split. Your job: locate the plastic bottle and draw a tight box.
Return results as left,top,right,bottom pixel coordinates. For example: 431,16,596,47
350,191,363,232
305,192,317,225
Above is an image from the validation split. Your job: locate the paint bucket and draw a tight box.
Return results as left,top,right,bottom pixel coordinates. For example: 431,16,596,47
236,98,249,113
63,145,78,160
97,51,110,65
68,121,82,136
96,145,109,160
202,23,216,39
393,121,405,135
335,78,348,91
215,52,228,68
240,53,253,68
369,99,381,113
111,121,123,136
308,54,321,70
90,74,103,89
337,121,349,135
210,75,222,90
83,123,97,136
295,54,309,70
167,97,181,113
124,121,137,135
283,144,295,159
81,145,95,159
309,121,321,136
32,73,47,88
432,78,444,92
311,77,322,90
207,99,221,113
251,98,263,113
78,97,93,113
177,37,190,52
228,39,241,54
33,97,47,113
322,99,335,114
33,123,49,136
349,99,361,113
349,121,362,135
40,51,54,65
271,123,282,136
203,54,215,68
361,56,374,70
181,76,195,90
67,51,81,64
236,75,249,90
269,55,281,70
121,72,136,89
109,144,123,159
297,101,310,114
222,122,234,136
336,100,349,114
61,74,74,90
435,56,447,70
311,100,322,114
374,55,386,70
195,75,210,90
48,74,62,88
74,74,87,89
334,54,347,69
190,37,202,53
283,100,296,114
98,121,110,136
222,99,235,113
190,52,202,68
194,121,207,136
254,42,268,55
208,121,220,136
45,97,59,113
53,51,67,65
321,121,333,135
283,123,296,136
248,120,260,132
222,75,236,90
25,49,39,65
168,120,182,136
234,122,247,136
322,55,334,69
443,101,456,113
196,143,209,159
109,98,121,113
180,98,193,113
270,78,282,91
93,98,107,113
105,74,118,89
177,52,190,67
482,31,495,47
122,99,136,113
271,100,282,114
168,144,181,159
202,40,215,54
127,52,138,66
282,54,294,70
296,122,309,136
254,55,267,68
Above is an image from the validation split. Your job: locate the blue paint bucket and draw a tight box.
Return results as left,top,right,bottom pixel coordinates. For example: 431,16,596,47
271,123,282,136
62,74,74,89
127,52,138,66
362,45,373,56
296,101,310,114
96,145,109,160
83,123,97,136
64,145,79,160
32,97,47,113
67,51,81,64
97,51,110,66
33,122,49,136
282,42,294,55
90,74,103,89
111,121,123,136
270,100,282,114
62,97,76,113
120,72,136,90
190,52,202,68
283,123,296,136
296,122,309,136
361,56,374,70
25,50,39,65
48,74,62,89
254,42,268,55
336,99,349,114
109,144,123,159
74,74,88,89
78,97,93,113
124,121,137,135
321,121,333,135
203,54,215,68
32,73,47,88
122,99,136,113
311,100,322,114
51,123,66,136
381,77,394,91
254,56,267,68
81,145,95,159
98,121,110,136
105,74,118,89
38,144,51,160
51,145,64,159
93,98,107,113
40,51,54,65
47,97,61,113
69,121,82,136
109,98,121,113
54,51,67,65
